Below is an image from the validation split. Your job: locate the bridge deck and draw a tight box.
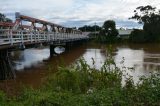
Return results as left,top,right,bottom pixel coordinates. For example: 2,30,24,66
0,29,88,50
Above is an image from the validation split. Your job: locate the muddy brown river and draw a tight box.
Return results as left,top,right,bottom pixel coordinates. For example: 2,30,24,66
0,43,160,95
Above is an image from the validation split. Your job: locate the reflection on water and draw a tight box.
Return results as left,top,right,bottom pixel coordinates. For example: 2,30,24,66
1,43,160,95
11,46,66,70
11,43,160,79
54,46,65,54
11,48,50,70
83,44,160,83
83,49,106,69
114,48,148,83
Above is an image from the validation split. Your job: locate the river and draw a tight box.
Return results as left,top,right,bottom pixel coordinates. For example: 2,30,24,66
0,43,160,95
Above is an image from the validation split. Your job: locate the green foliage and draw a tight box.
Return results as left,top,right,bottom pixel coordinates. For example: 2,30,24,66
97,20,119,43
102,20,118,37
0,13,5,22
130,5,160,42
78,25,101,32
45,54,122,94
0,47,160,105
129,29,147,43
103,20,116,30
0,13,13,29
0,91,7,106
0,13,12,22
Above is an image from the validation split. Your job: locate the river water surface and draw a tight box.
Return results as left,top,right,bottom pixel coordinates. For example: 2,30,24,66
0,43,160,95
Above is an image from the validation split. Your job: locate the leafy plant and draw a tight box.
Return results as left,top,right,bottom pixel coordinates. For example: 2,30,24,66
0,47,160,105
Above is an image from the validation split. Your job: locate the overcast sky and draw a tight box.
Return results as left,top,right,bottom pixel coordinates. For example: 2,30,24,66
1,0,160,28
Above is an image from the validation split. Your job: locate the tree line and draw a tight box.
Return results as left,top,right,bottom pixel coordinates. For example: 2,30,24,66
78,25,101,32
78,21,119,43
79,5,160,43
129,5,160,43
0,13,12,22
0,13,12,29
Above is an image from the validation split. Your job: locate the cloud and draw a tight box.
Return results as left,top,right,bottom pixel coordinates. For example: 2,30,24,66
0,0,160,28
115,20,143,29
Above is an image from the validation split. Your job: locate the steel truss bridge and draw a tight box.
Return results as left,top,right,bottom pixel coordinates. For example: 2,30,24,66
0,12,88,48
0,12,89,80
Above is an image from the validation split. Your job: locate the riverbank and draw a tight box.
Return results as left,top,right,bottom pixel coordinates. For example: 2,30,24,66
0,49,160,105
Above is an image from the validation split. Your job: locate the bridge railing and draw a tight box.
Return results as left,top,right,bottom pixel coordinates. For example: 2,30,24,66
0,29,88,46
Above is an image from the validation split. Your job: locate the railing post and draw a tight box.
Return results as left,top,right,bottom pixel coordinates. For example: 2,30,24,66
61,33,62,40
30,31,33,43
21,30,24,43
60,33,61,40
64,33,66,40
47,32,48,41
62,33,63,40
56,33,58,41
50,32,52,41
34,31,36,42
26,31,29,41
38,31,39,42
43,32,45,41
53,32,55,41
10,29,13,45
44,32,46,41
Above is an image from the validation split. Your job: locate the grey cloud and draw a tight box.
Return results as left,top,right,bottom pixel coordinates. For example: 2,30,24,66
0,0,159,28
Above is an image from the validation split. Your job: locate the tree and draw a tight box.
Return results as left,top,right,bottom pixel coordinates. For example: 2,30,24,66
0,13,5,22
0,13,12,22
98,20,118,43
129,29,146,43
0,13,13,29
5,18,12,22
102,20,118,37
130,5,160,42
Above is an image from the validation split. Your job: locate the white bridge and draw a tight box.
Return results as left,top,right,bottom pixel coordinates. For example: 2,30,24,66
0,12,89,80
0,29,88,47
0,12,89,49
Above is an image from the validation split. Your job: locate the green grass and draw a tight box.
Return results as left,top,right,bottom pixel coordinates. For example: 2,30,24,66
0,48,160,106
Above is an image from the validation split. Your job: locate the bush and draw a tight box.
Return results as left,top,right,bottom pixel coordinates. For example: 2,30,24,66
0,48,160,105
129,29,146,43
129,29,160,43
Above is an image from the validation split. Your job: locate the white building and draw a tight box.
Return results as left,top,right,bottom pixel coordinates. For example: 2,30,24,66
117,28,133,39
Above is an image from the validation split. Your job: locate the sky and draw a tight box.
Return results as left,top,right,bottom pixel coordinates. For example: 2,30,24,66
1,0,160,28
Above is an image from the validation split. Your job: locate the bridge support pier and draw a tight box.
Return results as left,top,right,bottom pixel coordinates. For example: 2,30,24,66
0,50,15,80
50,44,57,57
65,42,73,51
